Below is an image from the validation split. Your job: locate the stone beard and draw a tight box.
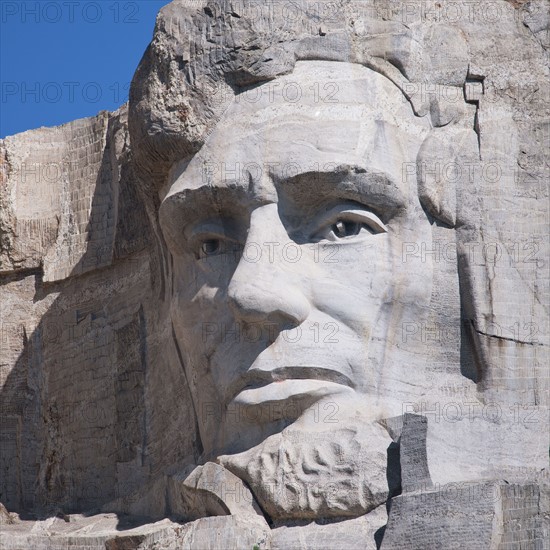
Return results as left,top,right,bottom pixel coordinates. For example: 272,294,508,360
160,61,436,519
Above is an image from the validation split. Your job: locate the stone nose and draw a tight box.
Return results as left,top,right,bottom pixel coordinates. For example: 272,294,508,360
226,204,311,329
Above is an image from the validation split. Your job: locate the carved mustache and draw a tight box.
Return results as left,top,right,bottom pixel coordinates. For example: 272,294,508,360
227,366,354,404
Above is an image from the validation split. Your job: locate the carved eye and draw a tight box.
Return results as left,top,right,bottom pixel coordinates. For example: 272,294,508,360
331,220,363,239
312,208,387,243
200,239,221,257
186,219,243,261
195,237,242,261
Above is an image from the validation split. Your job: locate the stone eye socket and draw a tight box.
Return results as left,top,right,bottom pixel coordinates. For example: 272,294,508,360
331,220,363,239
200,239,221,257
310,207,387,243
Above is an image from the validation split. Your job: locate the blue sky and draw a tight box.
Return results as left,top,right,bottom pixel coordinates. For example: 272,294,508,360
1,1,170,138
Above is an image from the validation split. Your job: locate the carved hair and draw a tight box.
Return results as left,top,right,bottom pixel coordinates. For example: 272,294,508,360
129,0,477,217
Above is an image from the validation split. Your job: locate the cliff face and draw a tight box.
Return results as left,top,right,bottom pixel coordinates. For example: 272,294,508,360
1,1,549,548
0,107,199,516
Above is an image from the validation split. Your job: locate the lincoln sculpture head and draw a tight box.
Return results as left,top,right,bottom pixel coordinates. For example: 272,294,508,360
128,0,501,522
159,60,433,459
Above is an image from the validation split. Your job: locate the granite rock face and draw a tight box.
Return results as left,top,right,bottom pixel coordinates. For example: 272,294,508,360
1,0,549,548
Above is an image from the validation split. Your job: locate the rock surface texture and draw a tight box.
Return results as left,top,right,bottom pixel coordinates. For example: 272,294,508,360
1,1,549,548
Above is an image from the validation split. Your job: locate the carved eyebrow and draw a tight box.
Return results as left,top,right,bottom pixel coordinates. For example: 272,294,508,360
159,184,252,250
166,184,249,211
159,163,407,247
275,164,407,221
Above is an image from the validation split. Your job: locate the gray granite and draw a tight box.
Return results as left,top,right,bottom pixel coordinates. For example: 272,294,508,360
1,0,548,547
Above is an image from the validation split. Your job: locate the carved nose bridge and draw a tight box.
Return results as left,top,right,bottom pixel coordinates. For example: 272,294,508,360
227,205,311,326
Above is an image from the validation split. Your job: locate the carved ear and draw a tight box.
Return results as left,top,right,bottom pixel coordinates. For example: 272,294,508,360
416,127,478,227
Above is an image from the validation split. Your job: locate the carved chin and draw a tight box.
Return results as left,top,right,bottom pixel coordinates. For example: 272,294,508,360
218,421,393,520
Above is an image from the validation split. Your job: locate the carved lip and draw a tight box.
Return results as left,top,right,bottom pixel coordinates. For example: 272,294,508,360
228,366,354,404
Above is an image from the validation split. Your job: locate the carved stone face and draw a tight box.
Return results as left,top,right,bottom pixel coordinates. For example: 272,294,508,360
160,61,433,459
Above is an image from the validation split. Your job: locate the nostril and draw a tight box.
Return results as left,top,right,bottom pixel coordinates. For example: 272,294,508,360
227,277,311,328
257,312,300,344
265,313,299,333
238,317,298,347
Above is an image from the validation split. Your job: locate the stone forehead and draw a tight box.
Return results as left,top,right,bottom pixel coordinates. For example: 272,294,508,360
232,62,405,109
221,62,422,127
129,0,471,195
162,61,429,201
